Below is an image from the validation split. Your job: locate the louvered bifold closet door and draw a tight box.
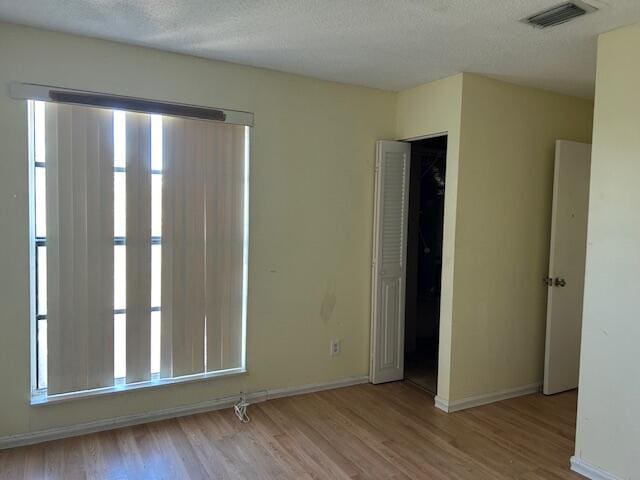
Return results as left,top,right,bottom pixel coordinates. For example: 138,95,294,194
161,117,207,378
125,113,152,383
205,124,246,371
45,103,114,394
370,140,410,384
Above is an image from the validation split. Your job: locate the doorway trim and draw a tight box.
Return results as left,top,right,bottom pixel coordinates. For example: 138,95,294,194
401,131,448,143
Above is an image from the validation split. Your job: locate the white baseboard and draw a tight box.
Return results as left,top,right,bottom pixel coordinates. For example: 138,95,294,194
434,383,542,413
0,375,368,450
570,457,622,480
434,395,449,412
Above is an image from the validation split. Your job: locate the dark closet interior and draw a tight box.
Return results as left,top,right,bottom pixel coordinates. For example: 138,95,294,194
404,135,447,394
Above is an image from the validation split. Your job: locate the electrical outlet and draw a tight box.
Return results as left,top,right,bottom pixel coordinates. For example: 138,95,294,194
330,339,341,356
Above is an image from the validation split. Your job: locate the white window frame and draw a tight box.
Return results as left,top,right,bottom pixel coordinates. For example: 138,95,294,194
17,85,252,405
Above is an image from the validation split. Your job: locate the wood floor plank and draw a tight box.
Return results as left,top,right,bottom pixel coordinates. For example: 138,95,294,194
0,447,24,480
317,391,442,479
0,383,581,479
289,394,409,480
175,415,234,480
242,408,314,480
334,384,507,479
20,446,44,480
259,405,350,480
112,427,147,479
261,398,364,478
62,436,87,479
42,437,64,480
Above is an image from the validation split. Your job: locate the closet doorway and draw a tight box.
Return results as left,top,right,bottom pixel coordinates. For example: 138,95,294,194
404,135,447,394
369,135,447,393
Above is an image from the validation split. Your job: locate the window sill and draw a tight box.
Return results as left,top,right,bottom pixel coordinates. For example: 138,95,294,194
30,367,247,405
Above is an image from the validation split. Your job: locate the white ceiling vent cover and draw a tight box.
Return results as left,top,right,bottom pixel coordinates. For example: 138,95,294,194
523,1,598,28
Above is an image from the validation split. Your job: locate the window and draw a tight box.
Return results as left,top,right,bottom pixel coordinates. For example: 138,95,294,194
27,92,250,402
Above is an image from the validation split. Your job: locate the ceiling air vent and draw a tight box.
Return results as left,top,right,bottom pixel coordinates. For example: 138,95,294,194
523,1,598,28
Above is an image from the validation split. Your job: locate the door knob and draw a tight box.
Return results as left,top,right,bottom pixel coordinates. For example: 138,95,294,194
542,277,553,286
554,278,566,287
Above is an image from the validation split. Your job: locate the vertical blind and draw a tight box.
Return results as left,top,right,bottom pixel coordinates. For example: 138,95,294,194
125,113,152,384
45,104,115,394
40,101,248,395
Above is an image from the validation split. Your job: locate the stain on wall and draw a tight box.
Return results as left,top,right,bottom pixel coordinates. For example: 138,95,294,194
320,281,337,323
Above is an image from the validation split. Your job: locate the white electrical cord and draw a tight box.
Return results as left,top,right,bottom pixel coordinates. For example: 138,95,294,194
234,392,250,423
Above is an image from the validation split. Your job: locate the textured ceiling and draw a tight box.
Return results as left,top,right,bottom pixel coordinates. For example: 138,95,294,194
1,0,639,97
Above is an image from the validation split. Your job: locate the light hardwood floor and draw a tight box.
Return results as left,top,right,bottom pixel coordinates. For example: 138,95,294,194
0,382,581,479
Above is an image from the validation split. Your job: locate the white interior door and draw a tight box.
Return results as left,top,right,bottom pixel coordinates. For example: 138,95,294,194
543,140,591,395
370,140,411,384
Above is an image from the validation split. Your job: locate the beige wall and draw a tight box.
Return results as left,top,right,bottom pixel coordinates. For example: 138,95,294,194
0,22,396,438
396,74,464,400
396,73,593,403
450,74,593,401
575,23,640,479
